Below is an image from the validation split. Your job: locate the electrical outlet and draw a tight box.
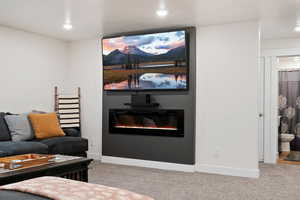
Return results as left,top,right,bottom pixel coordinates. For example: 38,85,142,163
213,148,220,158
89,141,94,148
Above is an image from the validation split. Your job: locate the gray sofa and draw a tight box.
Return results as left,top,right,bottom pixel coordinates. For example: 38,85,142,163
0,112,88,157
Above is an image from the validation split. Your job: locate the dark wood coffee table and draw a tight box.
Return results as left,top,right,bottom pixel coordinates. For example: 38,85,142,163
0,155,93,186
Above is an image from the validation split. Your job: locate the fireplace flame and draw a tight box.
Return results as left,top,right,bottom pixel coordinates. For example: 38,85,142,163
115,124,177,131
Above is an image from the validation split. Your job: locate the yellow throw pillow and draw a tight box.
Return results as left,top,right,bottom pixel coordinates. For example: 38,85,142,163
28,112,65,139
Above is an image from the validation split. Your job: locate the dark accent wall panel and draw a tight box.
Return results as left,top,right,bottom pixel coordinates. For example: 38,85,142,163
102,27,196,164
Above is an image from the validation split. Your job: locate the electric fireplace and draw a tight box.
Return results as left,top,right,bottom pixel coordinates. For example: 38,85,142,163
109,109,184,137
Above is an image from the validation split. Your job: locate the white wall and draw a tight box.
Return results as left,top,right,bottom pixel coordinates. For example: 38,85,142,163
0,26,68,113
0,22,260,177
195,21,260,177
0,25,101,159
262,38,300,50
67,21,260,177
67,40,102,159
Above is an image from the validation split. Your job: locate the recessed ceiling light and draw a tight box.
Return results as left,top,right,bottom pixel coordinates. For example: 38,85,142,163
156,9,168,17
63,23,73,31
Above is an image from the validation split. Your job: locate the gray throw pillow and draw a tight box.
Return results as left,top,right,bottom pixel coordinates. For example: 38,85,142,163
4,113,34,141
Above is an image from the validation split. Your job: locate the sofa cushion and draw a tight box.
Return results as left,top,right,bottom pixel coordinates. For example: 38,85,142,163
0,113,11,141
38,136,88,155
0,141,48,157
28,113,65,139
4,113,35,141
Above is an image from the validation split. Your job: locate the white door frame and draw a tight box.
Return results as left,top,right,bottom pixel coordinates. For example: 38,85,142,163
258,57,265,162
261,48,300,163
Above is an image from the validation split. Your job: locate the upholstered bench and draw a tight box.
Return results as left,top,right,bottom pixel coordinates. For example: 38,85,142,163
0,176,154,200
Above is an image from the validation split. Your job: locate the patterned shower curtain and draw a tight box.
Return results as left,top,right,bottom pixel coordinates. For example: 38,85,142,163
279,70,300,151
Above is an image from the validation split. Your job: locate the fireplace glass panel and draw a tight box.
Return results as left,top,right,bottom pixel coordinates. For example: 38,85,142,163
109,109,184,137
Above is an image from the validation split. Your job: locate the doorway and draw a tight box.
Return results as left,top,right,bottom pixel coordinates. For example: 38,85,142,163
277,57,300,164
261,50,300,164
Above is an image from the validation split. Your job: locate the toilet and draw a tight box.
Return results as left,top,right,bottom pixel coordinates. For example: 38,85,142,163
280,134,295,152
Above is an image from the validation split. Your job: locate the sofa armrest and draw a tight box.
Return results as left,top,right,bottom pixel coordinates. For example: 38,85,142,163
62,128,81,137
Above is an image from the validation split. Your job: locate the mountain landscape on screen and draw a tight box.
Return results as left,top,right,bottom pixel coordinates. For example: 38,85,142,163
103,45,186,66
102,30,188,91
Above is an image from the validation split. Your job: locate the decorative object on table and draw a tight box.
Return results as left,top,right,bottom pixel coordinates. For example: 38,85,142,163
0,154,55,170
54,87,81,135
28,112,65,139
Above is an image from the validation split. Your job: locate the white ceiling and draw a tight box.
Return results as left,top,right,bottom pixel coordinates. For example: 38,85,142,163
0,0,300,41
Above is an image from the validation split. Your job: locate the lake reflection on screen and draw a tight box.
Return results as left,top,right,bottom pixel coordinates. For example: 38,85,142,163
104,73,187,90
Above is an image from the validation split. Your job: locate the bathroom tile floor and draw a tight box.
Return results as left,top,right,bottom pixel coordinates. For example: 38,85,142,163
278,151,300,165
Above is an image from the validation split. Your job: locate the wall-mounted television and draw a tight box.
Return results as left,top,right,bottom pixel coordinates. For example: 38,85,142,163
102,29,189,91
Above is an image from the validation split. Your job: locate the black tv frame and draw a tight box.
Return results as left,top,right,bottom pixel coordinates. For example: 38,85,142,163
101,27,191,92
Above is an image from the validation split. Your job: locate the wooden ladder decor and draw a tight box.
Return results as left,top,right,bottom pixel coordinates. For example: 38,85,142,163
54,87,81,133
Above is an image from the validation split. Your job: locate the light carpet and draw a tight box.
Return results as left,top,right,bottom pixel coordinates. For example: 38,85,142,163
89,162,300,200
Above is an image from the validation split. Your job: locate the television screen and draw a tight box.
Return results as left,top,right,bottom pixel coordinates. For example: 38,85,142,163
102,30,188,91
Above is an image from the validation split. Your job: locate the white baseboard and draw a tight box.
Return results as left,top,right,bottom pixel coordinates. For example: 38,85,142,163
101,156,195,172
100,156,259,178
87,152,101,160
196,164,260,178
